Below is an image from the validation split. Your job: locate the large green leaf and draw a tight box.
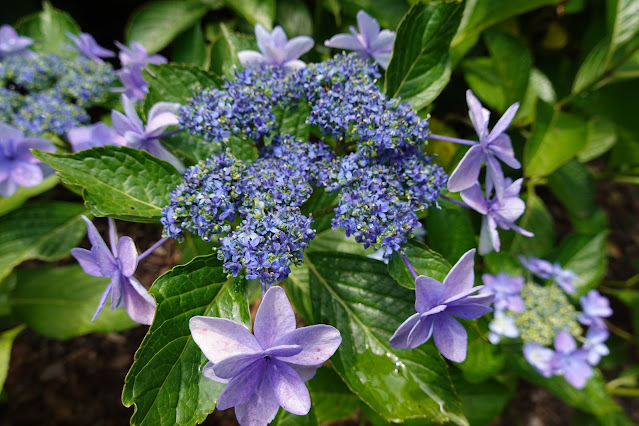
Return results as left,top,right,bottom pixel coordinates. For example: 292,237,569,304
0,202,87,282
272,406,318,426
122,254,250,426
577,117,618,162
125,0,209,53
425,205,475,263
608,0,639,50
307,252,466,424
34,147,182,223
339,0,408,30
0,175,58,217
385,2,462,110
388,240,451,290
171,22,208,68
0,324,24,392
572,38,612,95
223,0,275,30
523,102,588,177
450,371,513,426
509,194,554,257
143,63,223,114
14,1,81,56
208,24,258,78
555,231,608,297
275,0,313,38
307,367,360,423
547,160,596,220
9,266,136,339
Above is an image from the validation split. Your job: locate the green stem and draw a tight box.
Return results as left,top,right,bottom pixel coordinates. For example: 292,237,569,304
608,387,639,397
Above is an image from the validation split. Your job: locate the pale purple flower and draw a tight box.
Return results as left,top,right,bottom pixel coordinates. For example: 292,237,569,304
447,91,521,199
519,256,577,294
583,326,609,365
66,32,115,62
523,342,554,377
189,286,341,426
550,331,593,389
0,123,54,196
0,25,33,59
112,95,184,171
389,249,494,362
115,66,148,101
481,272,525,312
488,310,519,344
71,216,155,325
67,122,127,152
114,41,167,68
578,289,612,329
461,178,533,255
324,10,395,69
238,24,313,71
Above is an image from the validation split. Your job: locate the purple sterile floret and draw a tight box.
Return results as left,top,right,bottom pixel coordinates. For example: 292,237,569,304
446,90,520,199
488,310,519,344
389,249,494,362
550,330,593,389
324,10,395,69
66,32,115,62
583,326,609,365
114,41,167,68
0,123,54,196
481,272,525,312
67,122,127,152
523,342,555,377
578,289,612,329
70,216,155,325
0,25,33,59
238,24,313,71
112,94,184,171
461,178,533,255
519,255,577,294
189,286,341,426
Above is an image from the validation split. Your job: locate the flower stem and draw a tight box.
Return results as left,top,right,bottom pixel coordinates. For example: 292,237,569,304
403,255,418,279
440,194,469,208
429,133,476,146
138,237,169,261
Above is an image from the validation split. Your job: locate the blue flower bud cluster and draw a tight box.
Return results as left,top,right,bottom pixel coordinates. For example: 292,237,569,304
0,52,116,136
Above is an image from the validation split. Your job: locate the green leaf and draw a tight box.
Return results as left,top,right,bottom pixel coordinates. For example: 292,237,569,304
483,29,532,109
452,372,513,426
301,187,338,234
483,251,525,277
339,0,408,30
456,333,505,384
572,38,612,95
143,63,223,113
224,0,275,30
209,24,258,78
608,0,639,51
0,175,58,217
577,117,618,162
388,240,451,289
547,159,596,220
171,22,209,68
307,367,359,423
0,202,87,283
9,266,136,339
33,146,182,223
505,346,628,422
122,254,250,426
272,405,318,426
462,57,506,112
307,252,466,424
0,325,25,392
524,102,588,177
14,1,81,56
510,194,555,257
425,205,475,263
276,0,313,38
309,228,373,256
385,2,463,110
125,0,209,53
286,263,313,323
273,103,311,143
555,231,608,297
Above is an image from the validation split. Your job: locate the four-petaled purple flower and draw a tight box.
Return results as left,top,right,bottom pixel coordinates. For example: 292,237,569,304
0,25,33,59
523,342,555,377
189,286,341,426
461,178,533,255
583,326,609,365
519,255,577,294
67,122,127,152
447,91,521,200
390,249,494,362
324,10,395,69
114,41,167,68
238,24,313,71
71,216,155,325
578,289,612,329
112,95,184,171
481,272,525,312
66,32,115,62
0,123,55,196
550,331,593,389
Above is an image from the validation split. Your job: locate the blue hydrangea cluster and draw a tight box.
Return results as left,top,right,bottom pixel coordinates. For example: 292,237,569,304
0,51,116,135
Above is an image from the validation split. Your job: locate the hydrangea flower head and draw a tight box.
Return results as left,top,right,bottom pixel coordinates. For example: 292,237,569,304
189,286,341,426
71,216,155,325
0,123,55,196
324,10,395,69
238,24,313,71
447,90,520,199
461,178,532,254
390,249,494,362
0,25,33,59
112,95,184,171
519,255,577,294
67,122,127,152
66,32,115,62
